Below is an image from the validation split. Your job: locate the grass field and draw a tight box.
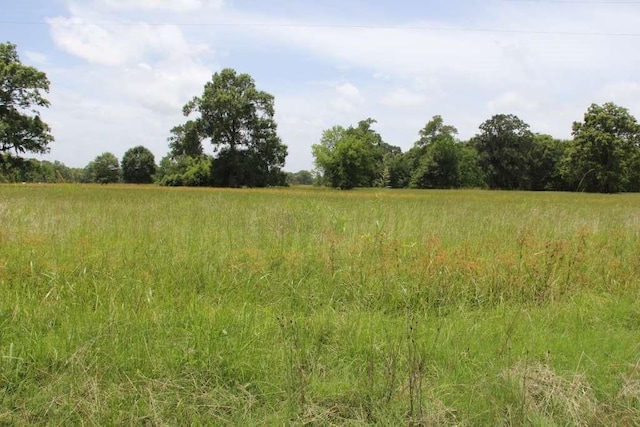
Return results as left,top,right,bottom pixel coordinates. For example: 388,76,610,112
1,184,639,425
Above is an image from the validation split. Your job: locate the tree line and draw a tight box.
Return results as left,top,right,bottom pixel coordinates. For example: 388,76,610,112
2,41,640,193
313,106,640,193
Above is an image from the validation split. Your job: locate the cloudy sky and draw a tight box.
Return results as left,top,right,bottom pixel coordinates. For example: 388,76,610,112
3,0,640,171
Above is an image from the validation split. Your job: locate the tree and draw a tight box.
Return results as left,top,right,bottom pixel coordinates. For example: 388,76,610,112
312,125,345,187
529,134,568,191
457,142,486,188
85,152,120,184
287,170,314,186
563,102,640,193
156,154,212,187
312,119,384,189
472,114,535,190
414,115,458,149
410,116,463,189
122,145,156,184
168,120,202,158
181,68,287,187
0,42,53,155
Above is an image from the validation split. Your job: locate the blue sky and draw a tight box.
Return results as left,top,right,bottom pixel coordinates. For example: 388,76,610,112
3,0,640,171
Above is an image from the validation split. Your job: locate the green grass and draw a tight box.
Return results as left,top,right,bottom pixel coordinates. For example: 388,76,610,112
1,184,639,425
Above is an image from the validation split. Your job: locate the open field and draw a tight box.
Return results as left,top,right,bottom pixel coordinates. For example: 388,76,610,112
1,185,639,425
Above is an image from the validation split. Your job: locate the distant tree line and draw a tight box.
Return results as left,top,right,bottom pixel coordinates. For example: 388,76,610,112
3,40,640,193
312,103,640,193
2,43,287,188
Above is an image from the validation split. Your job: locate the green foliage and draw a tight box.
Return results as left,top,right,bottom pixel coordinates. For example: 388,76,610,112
85,152,121,184
181,68,288,187
472,114,535,190
414,114,458,149
168,120,203,158
529,134,569,191
385,147,416,188
122,145,156,184
458,142,486,188
564,102,640,193
410,116,464,189
286,170,314,186
0,153,82,183
155,154,213,187
312,119,386,189
0,42,53,155
626,149,640,192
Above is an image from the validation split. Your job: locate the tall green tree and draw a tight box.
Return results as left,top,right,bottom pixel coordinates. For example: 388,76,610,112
414,115,458,149
182,68,287,187
0,42,53,155
312,119,385,189
312,125,345,187
85,152,120,184
410,116,463,188
472,114,535,190
564,102,640,193
122,145,156,184
529,134,568,191
168,120,202,158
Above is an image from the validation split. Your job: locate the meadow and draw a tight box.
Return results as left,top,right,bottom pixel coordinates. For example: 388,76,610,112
0,184,639,425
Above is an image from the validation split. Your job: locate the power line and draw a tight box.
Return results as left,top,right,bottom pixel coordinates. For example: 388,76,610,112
2,19,640,38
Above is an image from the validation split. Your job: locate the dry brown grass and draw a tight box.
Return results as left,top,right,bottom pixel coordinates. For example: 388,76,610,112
505,361,598,426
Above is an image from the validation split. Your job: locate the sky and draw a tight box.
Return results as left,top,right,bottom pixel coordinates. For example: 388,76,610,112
3,0,640,172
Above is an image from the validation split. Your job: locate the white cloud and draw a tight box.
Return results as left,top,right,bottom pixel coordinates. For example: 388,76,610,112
48,16,209,67
335,82,360,99
32,0,640,172
38,2,221,167
487,91,538,114
331,82,363,114
119,61,213,114
381,88,427,109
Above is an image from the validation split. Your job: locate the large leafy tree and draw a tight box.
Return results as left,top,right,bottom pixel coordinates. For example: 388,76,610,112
410,116,463,189
122,145,156,184
85,152,120,184
0,42,53,155
182,68,287,187
529,134,568,191
472,114,535,190
564,102,640,193
312,119,385,189
168,120,202,158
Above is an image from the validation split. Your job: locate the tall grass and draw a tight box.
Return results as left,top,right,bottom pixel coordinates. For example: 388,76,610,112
1,185,639,424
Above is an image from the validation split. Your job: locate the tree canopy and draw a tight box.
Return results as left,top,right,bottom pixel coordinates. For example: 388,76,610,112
472,114,535,190
0,42,53,155
122,145,156,184
410,115,463,189
180,68,287,187
312,119,386,189
85,152,120,184
168,120,203,158
564,102,640,193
